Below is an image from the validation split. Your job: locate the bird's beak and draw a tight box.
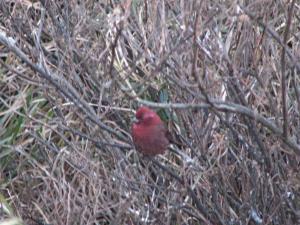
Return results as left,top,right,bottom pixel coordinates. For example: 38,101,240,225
132,117,139,123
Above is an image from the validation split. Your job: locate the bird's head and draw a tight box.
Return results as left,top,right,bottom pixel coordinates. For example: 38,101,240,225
134,106,161,126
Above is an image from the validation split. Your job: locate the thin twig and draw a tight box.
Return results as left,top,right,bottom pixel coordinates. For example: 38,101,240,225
137,99,300,155
241,4,300,71
281,0,295,137
0,30,129,143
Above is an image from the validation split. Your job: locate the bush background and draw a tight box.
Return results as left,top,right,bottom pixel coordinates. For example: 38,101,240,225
0,0,300,224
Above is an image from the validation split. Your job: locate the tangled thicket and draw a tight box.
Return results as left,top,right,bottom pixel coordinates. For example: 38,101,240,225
0,1,300,224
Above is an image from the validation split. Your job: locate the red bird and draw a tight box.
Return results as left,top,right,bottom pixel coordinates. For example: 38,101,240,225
131,106,169,156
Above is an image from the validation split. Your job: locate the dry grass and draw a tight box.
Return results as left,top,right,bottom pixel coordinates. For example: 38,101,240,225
0,0,300,224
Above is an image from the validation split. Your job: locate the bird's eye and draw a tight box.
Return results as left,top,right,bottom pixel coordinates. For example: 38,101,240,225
136,113,143,120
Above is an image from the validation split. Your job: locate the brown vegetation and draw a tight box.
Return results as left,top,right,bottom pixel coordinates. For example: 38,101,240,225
0,0,300,224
